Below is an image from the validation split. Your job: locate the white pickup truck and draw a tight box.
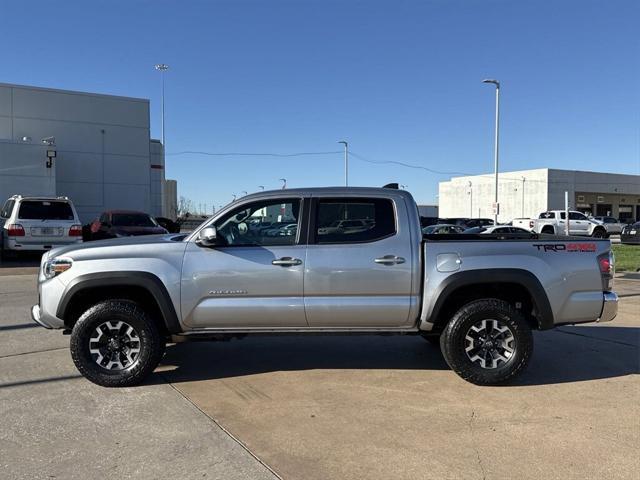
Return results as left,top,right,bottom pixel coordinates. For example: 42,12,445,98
531,210,608,237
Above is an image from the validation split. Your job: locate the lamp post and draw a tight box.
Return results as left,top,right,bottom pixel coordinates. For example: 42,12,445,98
338,141,348,186
154,64,169,149
258,185,265,191
468,181,473,217
279,178,287,189
483,78,500,225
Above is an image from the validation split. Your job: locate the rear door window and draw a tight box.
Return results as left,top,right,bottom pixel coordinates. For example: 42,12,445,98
314,198,396,244
18,201,74,220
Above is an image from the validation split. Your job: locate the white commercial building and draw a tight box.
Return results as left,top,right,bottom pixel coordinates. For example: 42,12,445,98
0,83,171,223
439,168,640,223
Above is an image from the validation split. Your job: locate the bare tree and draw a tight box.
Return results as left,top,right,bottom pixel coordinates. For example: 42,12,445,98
177,196,194,218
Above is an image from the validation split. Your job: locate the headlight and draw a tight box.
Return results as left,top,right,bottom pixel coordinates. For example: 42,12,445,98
44,257,73,279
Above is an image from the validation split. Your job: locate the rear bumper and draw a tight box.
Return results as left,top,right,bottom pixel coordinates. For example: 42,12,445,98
598,291,618,323
5,238,82,251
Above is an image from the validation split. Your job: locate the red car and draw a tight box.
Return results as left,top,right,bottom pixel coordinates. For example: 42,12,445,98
89,210,168,240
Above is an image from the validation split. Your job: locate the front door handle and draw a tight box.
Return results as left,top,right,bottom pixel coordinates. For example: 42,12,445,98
374,255,406,265
272,257,302,267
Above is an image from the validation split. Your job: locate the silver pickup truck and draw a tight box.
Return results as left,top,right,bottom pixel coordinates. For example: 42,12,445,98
31,187,618,387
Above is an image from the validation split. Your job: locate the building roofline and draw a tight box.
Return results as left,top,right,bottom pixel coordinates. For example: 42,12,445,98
0,82,149,103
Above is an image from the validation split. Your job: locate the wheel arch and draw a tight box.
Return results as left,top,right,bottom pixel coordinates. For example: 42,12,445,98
57,272,181,334
424,268,554,332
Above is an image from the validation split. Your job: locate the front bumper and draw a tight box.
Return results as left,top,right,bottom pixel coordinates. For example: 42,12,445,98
598,291,618,323
31,304,65,329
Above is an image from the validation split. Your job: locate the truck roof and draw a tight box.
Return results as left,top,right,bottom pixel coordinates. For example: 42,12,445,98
242,186,415,200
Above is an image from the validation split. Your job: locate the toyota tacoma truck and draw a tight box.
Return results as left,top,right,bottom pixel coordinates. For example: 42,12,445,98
30,187,618,387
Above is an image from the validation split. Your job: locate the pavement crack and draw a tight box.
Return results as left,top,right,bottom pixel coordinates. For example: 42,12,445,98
159,372,283,480
0,346,67,360
468,410,487,480
556,328,638,348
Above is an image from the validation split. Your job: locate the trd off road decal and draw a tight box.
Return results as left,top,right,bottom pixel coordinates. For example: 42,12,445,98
533,243,596,252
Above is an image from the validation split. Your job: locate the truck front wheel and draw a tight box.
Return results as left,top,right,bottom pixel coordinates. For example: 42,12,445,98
70,299,165,387
440,299,533,386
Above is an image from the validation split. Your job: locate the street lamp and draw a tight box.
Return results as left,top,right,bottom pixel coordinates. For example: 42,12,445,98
468,181,473,217
483,78,500,225
338,141,349,186
154,64,169,149
521,176,526,218
279,178,287,189
241,191,248,196
258,185,265,191
232,194,237,202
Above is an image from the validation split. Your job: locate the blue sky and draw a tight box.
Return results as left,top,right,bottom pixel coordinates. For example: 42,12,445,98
4,0,639,209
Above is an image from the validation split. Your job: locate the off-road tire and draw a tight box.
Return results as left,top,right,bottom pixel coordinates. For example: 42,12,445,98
70,299,165,387
440,298,533,386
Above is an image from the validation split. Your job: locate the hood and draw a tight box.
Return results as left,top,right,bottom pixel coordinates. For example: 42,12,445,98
48,233,187,258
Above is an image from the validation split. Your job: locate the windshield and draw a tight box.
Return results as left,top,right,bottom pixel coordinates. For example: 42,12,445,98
18,201,74,220
112,213,157,227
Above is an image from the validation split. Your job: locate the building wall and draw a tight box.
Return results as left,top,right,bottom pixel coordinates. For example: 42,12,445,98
149,140,165,217
164,179,178,220
439,168,640,223
0,83,167,223
438,168,549,222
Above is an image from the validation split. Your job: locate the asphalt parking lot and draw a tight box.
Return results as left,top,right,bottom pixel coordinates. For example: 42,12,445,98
1,261,638,479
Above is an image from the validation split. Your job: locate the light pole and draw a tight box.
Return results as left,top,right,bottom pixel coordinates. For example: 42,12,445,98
468,181,473,217
154,64,169,149
279,178,287,189
241,191,248,197
232,194,237,202
483,78,500,225
258,185,265,191
338,141,348,186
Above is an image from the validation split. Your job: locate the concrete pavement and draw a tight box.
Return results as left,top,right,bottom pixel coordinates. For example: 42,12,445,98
0,273,279,480
1,270,639,479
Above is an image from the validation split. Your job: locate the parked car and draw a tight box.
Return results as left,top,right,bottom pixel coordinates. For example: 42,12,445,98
89,210,167,240
318,219,372,235
621,221,640,245
154,217,181,234
533,211,607,237
464,225,532,235
0,195,82,257
422,224,465,234
590,216,624,235
464,218,495,228
438,218,470,227
512,218,535,231
31,187,617,388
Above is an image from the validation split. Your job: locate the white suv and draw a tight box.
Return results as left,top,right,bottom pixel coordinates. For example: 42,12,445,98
0,196,83,257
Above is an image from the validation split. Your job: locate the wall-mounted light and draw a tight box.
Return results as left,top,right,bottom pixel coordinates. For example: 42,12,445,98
19,136,32,143
46,149,56,169
41,136,56,146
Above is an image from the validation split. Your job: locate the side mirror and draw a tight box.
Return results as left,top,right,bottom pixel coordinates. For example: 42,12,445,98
197,226,218,247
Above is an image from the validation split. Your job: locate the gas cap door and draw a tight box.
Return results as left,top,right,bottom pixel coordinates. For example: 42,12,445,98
437,253,462,272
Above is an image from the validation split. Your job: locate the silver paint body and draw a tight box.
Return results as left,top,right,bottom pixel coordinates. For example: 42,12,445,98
33,187,615,332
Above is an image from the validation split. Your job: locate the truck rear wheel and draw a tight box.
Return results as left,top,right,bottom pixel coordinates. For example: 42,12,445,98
70,299,165,387
440,299,533,385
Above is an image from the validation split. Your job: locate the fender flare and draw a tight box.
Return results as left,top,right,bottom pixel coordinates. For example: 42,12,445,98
57,271,181,334
425,268,554,330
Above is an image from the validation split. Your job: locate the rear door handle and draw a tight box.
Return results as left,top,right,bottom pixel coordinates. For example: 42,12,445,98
374,255,406,265
272,257,302,267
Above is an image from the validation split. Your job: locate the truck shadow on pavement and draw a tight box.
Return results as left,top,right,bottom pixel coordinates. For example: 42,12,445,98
155,326,639,387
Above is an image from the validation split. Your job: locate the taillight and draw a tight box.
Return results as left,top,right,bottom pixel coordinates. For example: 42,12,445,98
7,224,25,236
598,251,614,291
69,225,83,237
598,256,611,275
529,220,534,229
